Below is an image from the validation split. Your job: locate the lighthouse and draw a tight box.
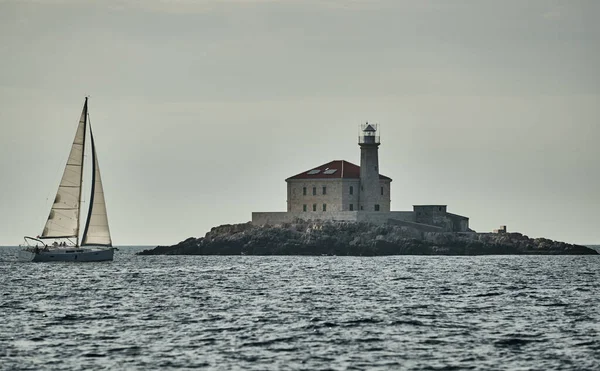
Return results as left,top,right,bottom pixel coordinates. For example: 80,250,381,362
358,122,382,211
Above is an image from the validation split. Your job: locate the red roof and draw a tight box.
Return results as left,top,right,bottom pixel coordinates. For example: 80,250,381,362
286,160,392,181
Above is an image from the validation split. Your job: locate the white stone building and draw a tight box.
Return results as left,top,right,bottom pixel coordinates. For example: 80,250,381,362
285,159,391,214
252,123,471,232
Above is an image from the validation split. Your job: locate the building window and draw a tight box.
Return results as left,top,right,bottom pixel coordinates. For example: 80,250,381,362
349,186,353,195
303,187,307,196
303,204,307,212
381,187,384,196
322,186,326,195
323,204,327,212
312,204,317,212
361,206,364,210
312,187,317,196
349,204,354,211
375,204,380,211
438,207,442,211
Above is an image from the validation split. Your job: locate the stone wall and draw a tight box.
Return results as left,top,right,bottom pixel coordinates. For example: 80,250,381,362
379,180,392,212
252,211,359,225
340,179,361,211
252,210,415,226
387,218,445,232
287,178,391,213
446,213,470,232
413,206,469,232
252,207,469,231
357,211,414,224
287,179,348,213
414,205,447,225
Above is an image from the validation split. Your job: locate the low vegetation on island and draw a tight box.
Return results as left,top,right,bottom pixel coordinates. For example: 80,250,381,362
138,221,597,256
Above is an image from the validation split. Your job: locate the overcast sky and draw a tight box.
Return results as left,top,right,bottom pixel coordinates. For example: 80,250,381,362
1,0,598,246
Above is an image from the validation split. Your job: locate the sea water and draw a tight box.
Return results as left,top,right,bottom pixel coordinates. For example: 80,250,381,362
1,246,599,370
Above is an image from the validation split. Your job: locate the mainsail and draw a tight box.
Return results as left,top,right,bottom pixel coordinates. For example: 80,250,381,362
81,126,112,247
41,99,87,239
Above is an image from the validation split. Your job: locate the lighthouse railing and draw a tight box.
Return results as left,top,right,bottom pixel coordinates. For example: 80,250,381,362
359,135,380,144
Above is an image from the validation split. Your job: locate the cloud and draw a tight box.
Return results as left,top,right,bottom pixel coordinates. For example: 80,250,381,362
542,9,562,20
1,0,389,13
542,6,565,21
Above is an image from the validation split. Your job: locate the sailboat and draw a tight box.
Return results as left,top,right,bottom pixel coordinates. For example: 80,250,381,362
19,97,115,262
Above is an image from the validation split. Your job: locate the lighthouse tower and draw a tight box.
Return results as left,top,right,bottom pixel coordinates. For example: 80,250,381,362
358,122,381,211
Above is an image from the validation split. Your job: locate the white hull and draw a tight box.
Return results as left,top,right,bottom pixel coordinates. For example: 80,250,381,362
18,247,114,262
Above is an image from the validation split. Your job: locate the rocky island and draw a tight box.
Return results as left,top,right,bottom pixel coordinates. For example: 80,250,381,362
139,125,597,257
137,221,597,256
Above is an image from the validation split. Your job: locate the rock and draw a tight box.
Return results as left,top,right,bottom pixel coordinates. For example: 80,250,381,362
136,221,598,256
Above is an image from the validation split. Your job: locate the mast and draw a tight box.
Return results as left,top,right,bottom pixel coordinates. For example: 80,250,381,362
76,97,88,246
81,124,97,246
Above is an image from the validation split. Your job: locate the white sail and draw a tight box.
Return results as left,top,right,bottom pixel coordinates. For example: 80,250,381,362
41,100,87,239
81,128,112,246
